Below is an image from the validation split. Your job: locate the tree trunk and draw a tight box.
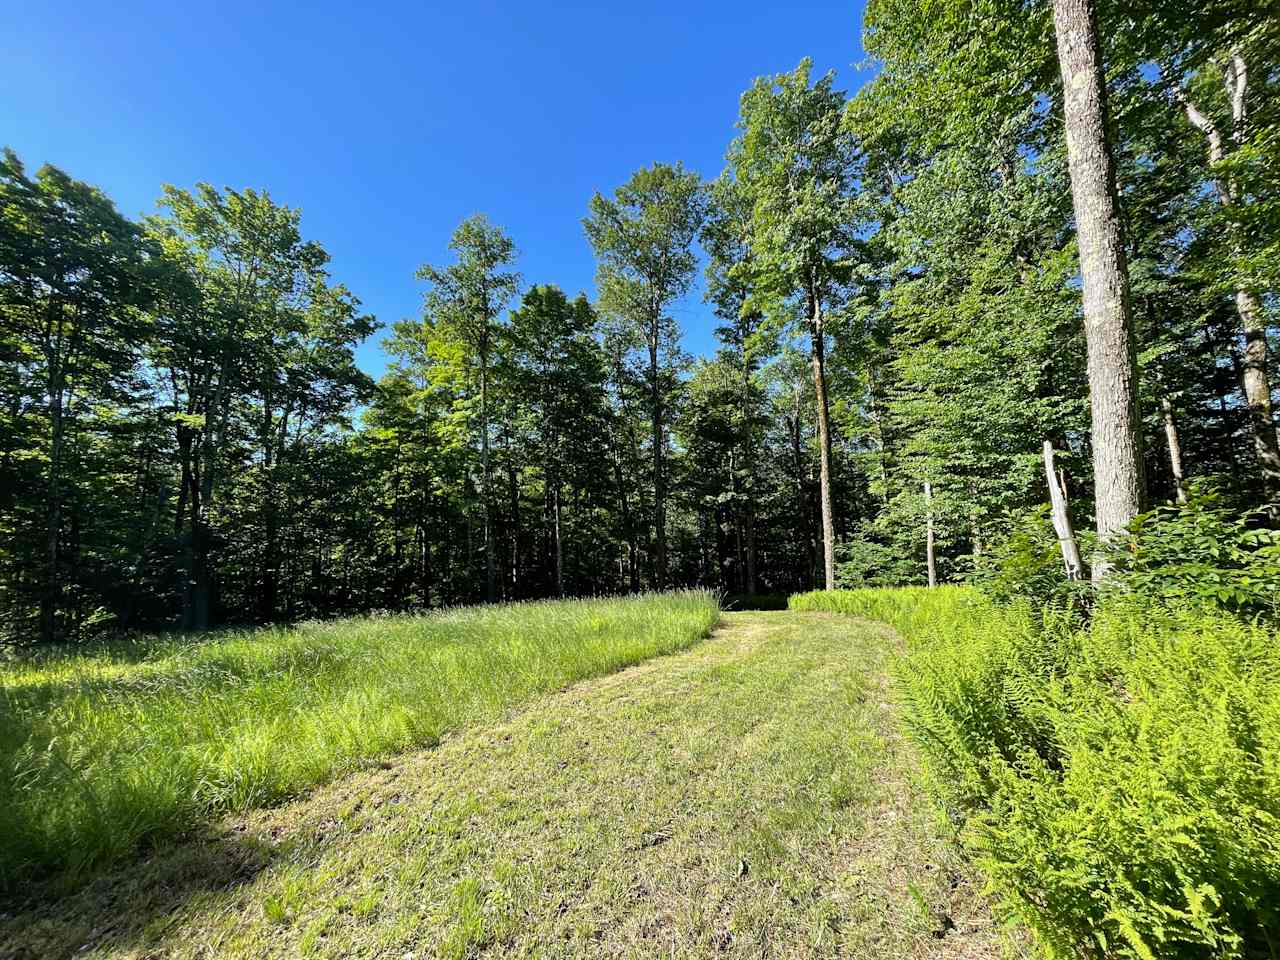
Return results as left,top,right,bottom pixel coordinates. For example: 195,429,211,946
809,299,836,590
924,481,937,588
610,431,640,593
648,336,667,590
1160,394,1188,504
1238,290,1280,514
1052,0,1145,573
1044,441,1085,580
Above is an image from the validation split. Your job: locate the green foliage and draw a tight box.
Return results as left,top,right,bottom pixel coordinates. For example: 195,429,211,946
1105,485,1280,617
795,587,1280,959
0,591,719,886
969,505,1095,611
833,531,918,588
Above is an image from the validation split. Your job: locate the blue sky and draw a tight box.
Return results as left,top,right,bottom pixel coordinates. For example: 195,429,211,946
3,1,870,376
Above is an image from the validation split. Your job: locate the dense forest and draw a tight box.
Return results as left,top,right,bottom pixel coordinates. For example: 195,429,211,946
2,0,1277,643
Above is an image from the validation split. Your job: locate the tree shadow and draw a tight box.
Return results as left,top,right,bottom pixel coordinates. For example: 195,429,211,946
0,824,280,960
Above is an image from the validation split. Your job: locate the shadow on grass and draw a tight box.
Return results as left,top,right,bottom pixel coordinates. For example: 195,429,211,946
721,593,790,611
0,826,279,960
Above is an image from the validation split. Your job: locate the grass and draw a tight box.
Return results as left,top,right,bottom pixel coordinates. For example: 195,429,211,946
2,610,1009,959
0,591,718,887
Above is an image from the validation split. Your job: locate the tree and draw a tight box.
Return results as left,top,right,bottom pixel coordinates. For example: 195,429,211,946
727,60,860,590
150,183,339,629
702,175,777,594
584,163,706,590
1159,26,1280,512
503,286,608,597
0,150,155,641
417,215,520,603
1051,0,1147,565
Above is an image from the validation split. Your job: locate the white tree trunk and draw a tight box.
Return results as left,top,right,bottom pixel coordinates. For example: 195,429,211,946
1044,441,1085,580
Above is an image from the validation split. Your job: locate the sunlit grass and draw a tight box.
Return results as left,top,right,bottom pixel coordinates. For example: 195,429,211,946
3,611,1004,959
0,591,719,886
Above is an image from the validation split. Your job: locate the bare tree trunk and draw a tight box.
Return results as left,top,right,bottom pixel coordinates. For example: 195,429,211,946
788,401,817,590
1052,0,1145,575
1044,441,1085,580
809,297,836,590
924,481,937,588
1238,289,1280,514
1160,394,1188,504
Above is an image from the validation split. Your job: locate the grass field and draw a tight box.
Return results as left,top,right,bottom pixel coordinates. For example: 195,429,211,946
2,610,1008,960
0,592,718,886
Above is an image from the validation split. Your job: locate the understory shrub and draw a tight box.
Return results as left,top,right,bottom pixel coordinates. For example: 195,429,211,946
1103,486,1280,618
791,586,1280,959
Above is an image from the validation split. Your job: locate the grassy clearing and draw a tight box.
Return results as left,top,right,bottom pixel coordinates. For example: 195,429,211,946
3,611,1008,960
0,591,718,887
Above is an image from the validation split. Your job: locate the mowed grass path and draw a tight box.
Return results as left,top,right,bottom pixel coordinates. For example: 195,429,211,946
4,612,1007,960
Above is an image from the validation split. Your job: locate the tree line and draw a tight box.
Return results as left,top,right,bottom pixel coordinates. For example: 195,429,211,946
2,0,1276,641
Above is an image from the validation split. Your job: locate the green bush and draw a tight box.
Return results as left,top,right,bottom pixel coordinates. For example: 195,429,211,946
1105,486,1280,618
791,587,1280,959
968,505,1095,612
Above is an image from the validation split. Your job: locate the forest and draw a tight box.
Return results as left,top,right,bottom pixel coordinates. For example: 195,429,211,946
2,0,1278,644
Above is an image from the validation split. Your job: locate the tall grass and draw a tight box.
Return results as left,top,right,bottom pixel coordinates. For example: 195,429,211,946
0,591,719,886
791,587,1280,959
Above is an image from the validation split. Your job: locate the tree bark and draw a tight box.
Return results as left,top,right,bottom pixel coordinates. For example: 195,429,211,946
1052,0,1145,573
1160,393,1188,504
809,297,837,590
1044,441,1085,580
1237,289,1280,514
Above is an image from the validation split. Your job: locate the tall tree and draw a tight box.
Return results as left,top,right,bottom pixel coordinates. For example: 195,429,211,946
417,215,520,603
503,286,608,597
0,150,154,641
150,183,333,629
1052,0,1146,562
1163,34,1280,512
727,60,860,590
584,163,706,590
703,175,776,594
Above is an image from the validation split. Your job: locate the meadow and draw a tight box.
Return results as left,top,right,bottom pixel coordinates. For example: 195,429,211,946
0,591,718,886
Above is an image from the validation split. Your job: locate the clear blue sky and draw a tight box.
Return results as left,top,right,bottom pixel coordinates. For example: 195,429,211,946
3,1,870,376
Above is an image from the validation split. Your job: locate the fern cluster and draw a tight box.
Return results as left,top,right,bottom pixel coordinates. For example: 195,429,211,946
790,587,1280,958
